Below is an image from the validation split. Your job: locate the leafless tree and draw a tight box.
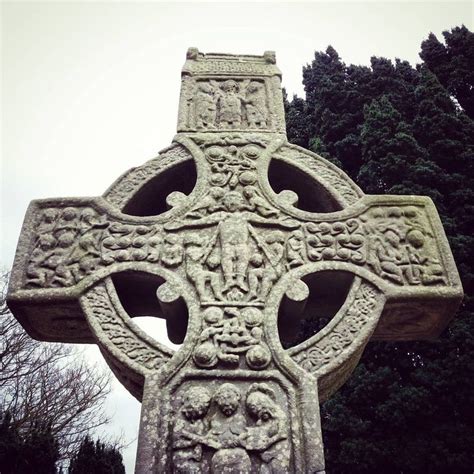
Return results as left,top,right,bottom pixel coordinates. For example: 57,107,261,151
0,272,112,461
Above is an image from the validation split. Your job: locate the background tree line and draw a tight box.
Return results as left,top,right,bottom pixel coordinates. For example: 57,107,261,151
0,273,125,473
285,25,474,473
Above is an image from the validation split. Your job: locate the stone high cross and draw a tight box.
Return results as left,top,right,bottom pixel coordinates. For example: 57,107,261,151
8,49,463,473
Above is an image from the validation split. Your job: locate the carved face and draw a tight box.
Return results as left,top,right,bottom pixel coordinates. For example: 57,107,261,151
39,234,56,250
214,383,241,417
42,208,57,223
181,387,211,421
385,229,401,246
221,80,238,93
62,207,77,221
198,82,213,94
247,81,262,93
246,391,275,422
223,192,244,212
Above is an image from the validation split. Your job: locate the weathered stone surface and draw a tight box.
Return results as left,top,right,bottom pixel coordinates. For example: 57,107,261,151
7,48,463,473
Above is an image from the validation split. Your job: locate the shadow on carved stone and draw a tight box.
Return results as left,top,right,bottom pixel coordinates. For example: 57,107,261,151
279,270,354,348
122,159,197,216
268,158,342,213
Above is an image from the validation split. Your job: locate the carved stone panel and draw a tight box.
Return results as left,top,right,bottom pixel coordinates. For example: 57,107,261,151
169,377,292,473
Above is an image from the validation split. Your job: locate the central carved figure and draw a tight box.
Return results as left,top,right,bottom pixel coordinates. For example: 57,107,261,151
7,48,462,473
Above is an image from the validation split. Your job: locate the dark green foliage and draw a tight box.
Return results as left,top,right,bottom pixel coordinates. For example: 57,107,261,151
0,411,59,474
283,89,310,148
68,436,125,474
286,25,474,473
0,411,21,474
420,26,474,119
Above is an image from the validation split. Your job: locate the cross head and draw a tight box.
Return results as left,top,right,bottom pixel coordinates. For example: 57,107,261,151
8,48,463,473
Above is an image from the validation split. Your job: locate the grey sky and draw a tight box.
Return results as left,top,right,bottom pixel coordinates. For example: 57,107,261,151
2,1,472,471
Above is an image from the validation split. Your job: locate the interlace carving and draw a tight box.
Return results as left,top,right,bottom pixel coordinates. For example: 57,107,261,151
82,283,172,371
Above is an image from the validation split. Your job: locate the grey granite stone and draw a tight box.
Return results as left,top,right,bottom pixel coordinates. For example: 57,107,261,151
7,48,463,473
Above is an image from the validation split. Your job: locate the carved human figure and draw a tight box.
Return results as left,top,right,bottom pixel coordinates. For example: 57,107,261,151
184,234,223,302
245,81,267,128
66,209,109,278
218,193,252,291
247,233,284,303
55,207,78,236
193,307,225,368
286,229,305,269
248,252,266,300
372,227,406,284
188,187,225,218
48,210,79,286
161,233,184,267
26,234,58,287
37,208,58,234
242,384,289,473
403,229,446,285
217,80,245,129
243,186,278,217
165,192,298,295
194,82,217,129
172,386,212,473
207,383,250,473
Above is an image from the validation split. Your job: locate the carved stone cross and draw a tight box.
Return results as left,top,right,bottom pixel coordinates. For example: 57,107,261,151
8,48,462,473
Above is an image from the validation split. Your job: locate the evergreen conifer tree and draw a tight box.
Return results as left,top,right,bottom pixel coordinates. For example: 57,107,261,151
420,26,474,119
286,25,474,473
68,436,125,474
0,412,59,474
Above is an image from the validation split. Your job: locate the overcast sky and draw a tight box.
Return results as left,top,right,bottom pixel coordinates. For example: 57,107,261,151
2,1,473,471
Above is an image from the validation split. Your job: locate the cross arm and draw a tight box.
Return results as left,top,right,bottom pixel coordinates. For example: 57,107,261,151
7,196,169,343
295,194,463,340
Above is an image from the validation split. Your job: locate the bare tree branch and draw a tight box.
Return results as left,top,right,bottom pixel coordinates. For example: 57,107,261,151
0,272,112,461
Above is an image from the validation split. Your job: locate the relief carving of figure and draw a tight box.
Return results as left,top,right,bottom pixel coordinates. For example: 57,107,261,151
184,234,224,302
166,191,296,296
245,81,267,128
216,80,245,129
172,387,212,473
368,226,408,285
27,207,110,287
286,229,305,269
194,82,218,129
242,384,289,473
248,231,286,302
207,383,251,473
171,382,289,473
161,233,184,267
26,234,58,287
243,186,278,218
188,187,226,218
403,228,446,285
